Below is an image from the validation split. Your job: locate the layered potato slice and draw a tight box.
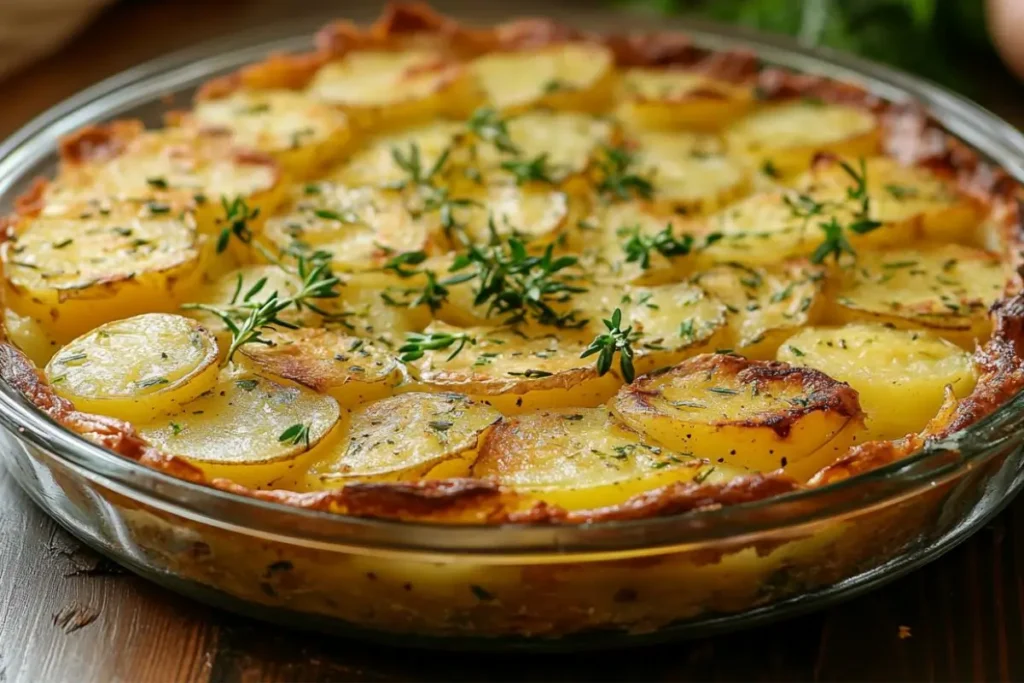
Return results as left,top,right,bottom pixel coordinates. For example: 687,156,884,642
332,120,464,188
45,124,284,235
239,327,404,408
138,366,342,488
186,89,352,177
470,42,615,113
612,354,865,481
794,156,985,245
571,281,730,373
306,49,483,129
618,68,754,131
725,100,880,177
474,111,619,188
306,392,500,487
45,313,219,423
778,323,978,440
474,407,736,510
258,182,446,272
629,131,751,215
2,308,59,366
332,271,432,347
692,260,826,358
832,245,1007,349
403,322,622,413
2,209,208,344
457,184,573,247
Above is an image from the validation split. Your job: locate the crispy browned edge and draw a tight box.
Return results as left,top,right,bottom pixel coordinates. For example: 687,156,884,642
0,0,1022,524
620,354,864,438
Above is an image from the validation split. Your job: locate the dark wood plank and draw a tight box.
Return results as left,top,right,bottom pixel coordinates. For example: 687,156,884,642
0,465,220,683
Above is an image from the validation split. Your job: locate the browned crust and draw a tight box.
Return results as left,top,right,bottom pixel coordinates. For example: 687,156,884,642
58,120,144,166
1,1,1022,526
625,354,863,438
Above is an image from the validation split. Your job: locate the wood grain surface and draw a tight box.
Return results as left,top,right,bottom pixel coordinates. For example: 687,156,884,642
0,1,1022,681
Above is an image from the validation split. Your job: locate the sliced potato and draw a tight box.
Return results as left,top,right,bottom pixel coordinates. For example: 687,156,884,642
778,323,978,440
404,322,621,413
44,126,284,235
475,111,619,187
612,354,864,481
3,308,59,366
571,281,730,373
618,68,754,131
573,201,695,286
188,89,352,177
692,260,825,358
138,367,341,488
331,271,433,347
2,211,208,344
259,182,444,272
471,43,615,113
726,101,880,177
794,156,985,246
631,130,751,214
306,392,500,486
458,184,572,246
240,327,403,407
474,407,736,510
833,245,1007,349
45,313,219,422
332,120,464,188
307,50,482,129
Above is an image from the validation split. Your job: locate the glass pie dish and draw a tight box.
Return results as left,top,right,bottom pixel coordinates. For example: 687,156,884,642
2,9,1024,650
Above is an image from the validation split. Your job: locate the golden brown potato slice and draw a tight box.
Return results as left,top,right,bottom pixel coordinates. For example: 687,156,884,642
307,50,482,129
402,322,622,413
612,354,865,482
471,43,615,113
474,407,737,510
793,155,985,246
618,68,754,131
306,392,501,487
3,308,60,366
571,281,730,373
44,125,284,236
138,367,342,488
832,245,1007,349
186,89,352,178
726,100,880,177
332,120,465,188
630,130,751,215
330,271,433,347
239,327,404,408
692,260,826,358
258,182,445,272
2,210,208,344
778,323,977,440
45,313,219,423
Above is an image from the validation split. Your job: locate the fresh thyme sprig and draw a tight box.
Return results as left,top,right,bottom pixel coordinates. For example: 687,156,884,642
581,308,638,383
789,157,882,264
398,331,475,362
380,250,474,312
500,154,557,186
467,107,519,155
389,142,451,188
279,423,311,449
596,146,654,202
216,195,261,253
182,253,341,363
450,234,588,328
619,224,724,270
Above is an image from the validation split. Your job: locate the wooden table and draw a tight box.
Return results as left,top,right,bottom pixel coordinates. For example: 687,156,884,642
1,2,1023,681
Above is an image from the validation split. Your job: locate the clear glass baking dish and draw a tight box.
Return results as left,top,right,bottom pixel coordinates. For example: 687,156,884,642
2,16,1024,650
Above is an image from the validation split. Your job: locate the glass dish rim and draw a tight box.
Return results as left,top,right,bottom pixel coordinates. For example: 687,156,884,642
1,15,1023,558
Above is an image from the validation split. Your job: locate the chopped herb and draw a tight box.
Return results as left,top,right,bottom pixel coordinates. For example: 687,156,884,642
507,369,554,378
169,422,183,436
787,345,806,357
136,377,169,388
236,378,260,391
596,145,654,201
467,107,518,155
57,352,87,364
428,420,453,432
470,585,495,601
216,195,261,254
146,177,169,189
500,154,556,185
884,184,919,200
51,238,74,249
707,386,739,395
693,467,716,484
278,423,311,448
581,308,638,383
761,160,780,178
398,331,474,362
620,223,695,270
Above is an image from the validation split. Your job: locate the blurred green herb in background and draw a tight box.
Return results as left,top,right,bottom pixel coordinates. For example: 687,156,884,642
619,0,994,93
